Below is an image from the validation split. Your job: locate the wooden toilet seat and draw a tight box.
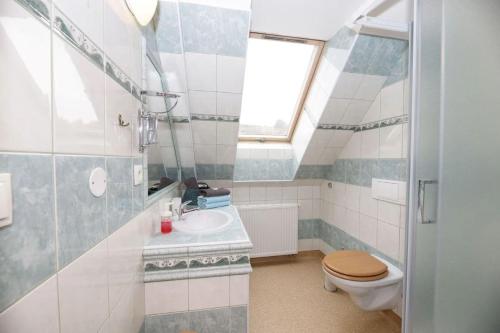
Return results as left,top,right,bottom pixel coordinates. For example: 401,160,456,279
322,250,388,282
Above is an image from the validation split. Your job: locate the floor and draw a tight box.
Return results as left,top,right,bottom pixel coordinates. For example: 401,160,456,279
249,252,401,333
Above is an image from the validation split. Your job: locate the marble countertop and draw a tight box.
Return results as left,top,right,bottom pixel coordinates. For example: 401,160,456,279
144,205,252,252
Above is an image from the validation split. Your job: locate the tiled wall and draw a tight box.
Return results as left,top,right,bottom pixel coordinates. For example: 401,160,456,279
313,72,409,265
145,275,249,333
0,0,178,332
156,0,251,181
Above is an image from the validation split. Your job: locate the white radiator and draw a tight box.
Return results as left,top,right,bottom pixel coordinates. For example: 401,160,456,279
237,203,298,258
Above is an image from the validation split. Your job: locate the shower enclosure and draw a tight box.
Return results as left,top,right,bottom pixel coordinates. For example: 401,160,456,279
405,0,500,332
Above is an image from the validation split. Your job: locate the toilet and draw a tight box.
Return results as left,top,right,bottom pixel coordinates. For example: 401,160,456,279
322,250,403,311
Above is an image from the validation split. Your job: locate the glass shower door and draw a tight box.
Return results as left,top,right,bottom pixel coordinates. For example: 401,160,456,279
406,0,500,332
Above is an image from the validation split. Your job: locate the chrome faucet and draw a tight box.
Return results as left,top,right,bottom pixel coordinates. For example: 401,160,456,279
176,200,198,220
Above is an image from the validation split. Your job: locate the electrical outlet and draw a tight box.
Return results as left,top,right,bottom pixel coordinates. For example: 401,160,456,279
0,173,12,228
134,165,143,186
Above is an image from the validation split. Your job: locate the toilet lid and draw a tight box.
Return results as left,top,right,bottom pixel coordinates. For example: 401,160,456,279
322,250,388,281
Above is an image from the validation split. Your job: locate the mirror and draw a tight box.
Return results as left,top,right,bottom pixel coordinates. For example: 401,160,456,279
143,54,181,197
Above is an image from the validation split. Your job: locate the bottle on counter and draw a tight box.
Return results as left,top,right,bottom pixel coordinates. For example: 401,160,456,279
160,201,173,234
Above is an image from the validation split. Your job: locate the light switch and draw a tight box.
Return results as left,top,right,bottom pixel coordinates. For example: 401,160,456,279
134,164,143,186
0,173,12,228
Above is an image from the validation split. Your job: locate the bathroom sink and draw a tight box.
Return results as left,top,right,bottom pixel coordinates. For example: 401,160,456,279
173,209,232,234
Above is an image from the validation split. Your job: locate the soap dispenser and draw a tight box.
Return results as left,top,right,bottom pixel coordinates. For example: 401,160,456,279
160,201,173,234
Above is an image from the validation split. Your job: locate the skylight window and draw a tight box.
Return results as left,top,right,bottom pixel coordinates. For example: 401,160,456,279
239,33,324,142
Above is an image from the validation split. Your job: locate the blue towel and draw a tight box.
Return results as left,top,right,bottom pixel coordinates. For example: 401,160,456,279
198,195,231,205
199,200,230,209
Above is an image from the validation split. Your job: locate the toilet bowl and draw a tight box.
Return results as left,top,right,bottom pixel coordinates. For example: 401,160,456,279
322,251,403,311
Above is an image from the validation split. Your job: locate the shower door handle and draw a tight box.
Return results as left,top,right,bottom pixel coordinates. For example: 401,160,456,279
418,180,438,224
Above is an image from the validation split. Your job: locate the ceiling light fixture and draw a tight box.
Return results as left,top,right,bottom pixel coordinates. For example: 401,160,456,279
125,0,159,26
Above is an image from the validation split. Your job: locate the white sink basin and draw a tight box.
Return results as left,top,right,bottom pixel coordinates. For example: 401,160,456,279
173,209,232,234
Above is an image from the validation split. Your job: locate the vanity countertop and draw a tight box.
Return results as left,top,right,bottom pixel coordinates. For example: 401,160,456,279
144,205,252,252
143,205,253,282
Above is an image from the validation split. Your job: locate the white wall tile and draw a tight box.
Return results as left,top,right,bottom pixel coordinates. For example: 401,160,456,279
229,275,249,306
380,80,404,119
379,124,403,158
216,144,236,164
332,205,346,230
55,0,104,48
305,81,329,120
345,209,360,237
362,93,381,124
298,199,313,219
0,276,59,333
328,130,353,148
331,72,363,99
399,227,406,263
145,280,188,314
105,77,134,156
376,221,399,259
0,0,52,153
173,123,194,147
359,214,377,247
321,98,349,123
344,185,360,211
298,239,314,251
332,182,346,206
216,92,242,116
298,186,313,199
281,185,298,201
216,55,246,93
216,121,239,145
340,100,372,124
159,52,187,93
194,144,217,164
402,122,408,158
378,201,402,227
354,74,386,101
313,186,321,199
53,37,105,154
191,120,216,144
232,185,250,202
249,186,266,202
188,276,230,310
107,216,143,311
182,0,251,10
266,186,282,202
107,281,144,333
170,92,190,117
359,187,378,218
188,90,216,115
58,240,109,333
339,132,361,159
104,0,142,84
185,52,216,91
361,128,380,159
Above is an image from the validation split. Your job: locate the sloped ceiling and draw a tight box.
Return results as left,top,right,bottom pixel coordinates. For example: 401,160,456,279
250,0,367,40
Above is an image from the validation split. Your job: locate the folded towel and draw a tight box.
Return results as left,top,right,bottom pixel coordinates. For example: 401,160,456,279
200,188,231,197
199,200,230,209
182,177,200,205
198,195,231,205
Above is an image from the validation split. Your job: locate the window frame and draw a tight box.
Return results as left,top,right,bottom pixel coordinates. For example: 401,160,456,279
238,32,325,143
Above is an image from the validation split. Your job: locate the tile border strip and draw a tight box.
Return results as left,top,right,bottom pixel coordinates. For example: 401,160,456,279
317,114,408,132
53,6,104,69
18,1,143,102
143,244,252,282
191,114,240,122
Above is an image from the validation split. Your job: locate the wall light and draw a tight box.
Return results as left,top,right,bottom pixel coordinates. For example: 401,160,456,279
125,0,159,26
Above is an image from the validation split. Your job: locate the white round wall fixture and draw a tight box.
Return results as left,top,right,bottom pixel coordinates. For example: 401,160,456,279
89,167,107,197
125,0,159,26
